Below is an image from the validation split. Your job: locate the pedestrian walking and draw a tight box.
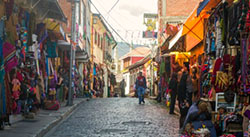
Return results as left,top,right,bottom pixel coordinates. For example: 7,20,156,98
178,62,193,129
136,72,147,104
120,79,126,97
169,72,178,114
156,75,167,103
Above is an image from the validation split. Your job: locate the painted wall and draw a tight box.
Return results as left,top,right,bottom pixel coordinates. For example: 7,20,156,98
123,72,130,95
131,57,144,64
123,57,131,69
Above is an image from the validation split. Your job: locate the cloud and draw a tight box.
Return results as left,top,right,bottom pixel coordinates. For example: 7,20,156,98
119,4,148,17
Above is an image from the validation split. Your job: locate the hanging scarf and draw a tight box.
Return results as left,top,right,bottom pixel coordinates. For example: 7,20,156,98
3,42,18,72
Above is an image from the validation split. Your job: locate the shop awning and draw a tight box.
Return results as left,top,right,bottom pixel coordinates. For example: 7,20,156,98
44,19,66,40
75,51,89,62
197,0,210,16
21,0,67,23
169,27,183,50
57,40,71,50
182,0,221,51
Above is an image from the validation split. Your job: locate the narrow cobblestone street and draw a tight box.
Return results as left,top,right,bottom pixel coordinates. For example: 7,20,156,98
45,98,180,137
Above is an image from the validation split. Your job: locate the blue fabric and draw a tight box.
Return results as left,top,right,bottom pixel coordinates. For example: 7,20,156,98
0,38,6,116
93,66,96,76
0,37,5,82
45,57,49,76
197,0,210,16
46,41,57,58
183,102,199,128
183,102,216,137
192,121,217,137
137,87,145,104
211,33,216,52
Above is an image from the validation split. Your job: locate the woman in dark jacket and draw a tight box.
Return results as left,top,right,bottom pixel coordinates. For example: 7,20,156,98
178,62,193,129
169,73,178,114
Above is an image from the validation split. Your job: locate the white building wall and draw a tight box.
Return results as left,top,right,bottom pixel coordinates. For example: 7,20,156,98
123,72,130,95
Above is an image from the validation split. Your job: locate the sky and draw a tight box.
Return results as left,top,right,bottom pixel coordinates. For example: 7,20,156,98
91,0,158,46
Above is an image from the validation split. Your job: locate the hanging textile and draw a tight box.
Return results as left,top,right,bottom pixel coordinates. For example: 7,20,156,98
93,65,97,76
242,37,248,93
159,61,166,76
0,38,6,116
3,42,18,72
46,41,57,58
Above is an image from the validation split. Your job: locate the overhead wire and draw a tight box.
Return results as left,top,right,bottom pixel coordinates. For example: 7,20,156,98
93,0,148,46
92,0,132,54
90,0,147,55
107,0,120,14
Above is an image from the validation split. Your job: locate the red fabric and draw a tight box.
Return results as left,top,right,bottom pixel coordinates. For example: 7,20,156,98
16,71,23,81
45,101,60,110
137,76,145,87
3,42,18,72
211,58,222,85
223,54,231,71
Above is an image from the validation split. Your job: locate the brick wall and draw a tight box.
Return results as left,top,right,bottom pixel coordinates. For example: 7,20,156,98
166,0,199,16
158,0,200,45
58,0,72,34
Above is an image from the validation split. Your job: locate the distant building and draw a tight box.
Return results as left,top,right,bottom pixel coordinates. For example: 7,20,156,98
91,13,116,97
119,47,151,95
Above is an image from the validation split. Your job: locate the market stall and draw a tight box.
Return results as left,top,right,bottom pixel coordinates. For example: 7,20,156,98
0,0,67,129
193,0,250,136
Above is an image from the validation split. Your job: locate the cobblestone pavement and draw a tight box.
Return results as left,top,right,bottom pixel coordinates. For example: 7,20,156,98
45,98,180,137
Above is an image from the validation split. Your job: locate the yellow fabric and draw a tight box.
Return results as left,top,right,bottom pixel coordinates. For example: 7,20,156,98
44,19,60,31
49,89,56,95
12,85,20,92
182,0,221,51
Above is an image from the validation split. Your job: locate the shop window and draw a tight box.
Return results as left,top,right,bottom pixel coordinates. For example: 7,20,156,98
93,18,97,24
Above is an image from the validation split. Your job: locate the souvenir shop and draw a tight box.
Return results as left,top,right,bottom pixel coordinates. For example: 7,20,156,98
75,61,91,98
181,0,250,136
0,0,67,129
91,63,105,98
157,51,190,104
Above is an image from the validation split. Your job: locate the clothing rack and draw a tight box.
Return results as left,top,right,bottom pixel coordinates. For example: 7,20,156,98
216,46,241,57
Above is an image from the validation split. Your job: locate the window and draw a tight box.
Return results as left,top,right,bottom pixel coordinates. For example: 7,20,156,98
95,30,97,44
100,37,103,48
93,18,97,24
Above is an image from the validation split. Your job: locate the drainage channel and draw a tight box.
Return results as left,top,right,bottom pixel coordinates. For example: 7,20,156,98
121,121,152,126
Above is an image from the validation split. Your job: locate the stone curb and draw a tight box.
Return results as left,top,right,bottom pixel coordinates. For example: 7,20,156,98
34,99,88,137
